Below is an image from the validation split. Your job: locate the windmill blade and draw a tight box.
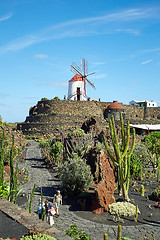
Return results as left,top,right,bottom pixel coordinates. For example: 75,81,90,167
85,60,88,75
86,72,95,77
81,58,88,75
71,68,78,75
71,64,83,76
72,62,82,74
85,77,96,89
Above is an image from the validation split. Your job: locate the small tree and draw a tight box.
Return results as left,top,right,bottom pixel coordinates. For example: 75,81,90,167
58,154,93,196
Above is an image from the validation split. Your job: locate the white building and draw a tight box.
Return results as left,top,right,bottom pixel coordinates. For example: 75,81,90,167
68,74,87,101
129,100,157,107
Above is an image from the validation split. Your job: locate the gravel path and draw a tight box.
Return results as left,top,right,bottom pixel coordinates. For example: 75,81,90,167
18,140,160,240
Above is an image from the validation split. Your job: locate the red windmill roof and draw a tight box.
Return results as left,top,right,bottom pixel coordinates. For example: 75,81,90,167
69,74,84,82
107,101,124,109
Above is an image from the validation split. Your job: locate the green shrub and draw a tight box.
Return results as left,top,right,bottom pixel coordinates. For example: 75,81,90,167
39,139,49,149
0,180,10,198
69,128,85,138
50,141,63,165
66,224,91,240
41,97,48,101
149,185,160,201
133,143,154,167
58,154,93,196
53,96,59,100
21,234,56,240
130,153,143,179
0,131,11,165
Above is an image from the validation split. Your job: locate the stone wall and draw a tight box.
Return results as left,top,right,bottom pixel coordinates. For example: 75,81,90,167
18,99,106,138
29,100,104,120
124,105,144,120
124,105,160,122
18,99,160,138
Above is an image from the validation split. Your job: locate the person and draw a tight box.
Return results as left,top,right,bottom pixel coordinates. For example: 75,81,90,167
45,200,52,224
53,190,62,216
37,198,45,219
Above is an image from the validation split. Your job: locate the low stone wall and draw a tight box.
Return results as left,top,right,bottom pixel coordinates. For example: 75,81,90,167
29,100,104,120
18,99,160,138
124,105,144,120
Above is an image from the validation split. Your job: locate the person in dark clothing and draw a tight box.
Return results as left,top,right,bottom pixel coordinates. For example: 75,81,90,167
45,200,54,225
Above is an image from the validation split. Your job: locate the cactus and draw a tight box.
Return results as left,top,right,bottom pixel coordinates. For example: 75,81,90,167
29,183,36,213
103,113,135,201
104,233,107,240
14,148,20,204
155,143,160,182
0,127,5,186
117,224,122,240
141,185,144,197
65,132,94,160
134,205,139,222
25,194,29,211
41,188,45,221
9,134,15,202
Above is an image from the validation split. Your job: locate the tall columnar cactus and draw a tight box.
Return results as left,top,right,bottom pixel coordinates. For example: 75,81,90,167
10,134,15,202
134,205,139,222
29,183,36,213
103,113,135,201
41,188,45,221
141,185,144,197
14,148,20,204
117,224,122,240
0,127,5,186
104,233,107,240
155,143,160,182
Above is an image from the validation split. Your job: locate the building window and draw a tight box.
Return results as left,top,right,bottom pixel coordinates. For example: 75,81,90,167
153,104,154,106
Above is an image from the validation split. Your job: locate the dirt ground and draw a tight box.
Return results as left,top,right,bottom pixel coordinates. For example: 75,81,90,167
66,178,160,226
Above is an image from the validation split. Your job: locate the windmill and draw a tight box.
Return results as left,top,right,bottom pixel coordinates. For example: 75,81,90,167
68,58,95,101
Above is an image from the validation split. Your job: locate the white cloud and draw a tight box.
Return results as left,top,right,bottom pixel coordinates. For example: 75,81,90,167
34,54,48,59
95,74,107,79
0,93,9,97
115,28,139,35
48,82,68,87
0,12,13,21
141,59,153,65
129,82,139,86
92,62,106,66
0,7,159,53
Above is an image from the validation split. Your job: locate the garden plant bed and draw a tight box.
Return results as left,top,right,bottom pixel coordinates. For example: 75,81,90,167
66,178,160,227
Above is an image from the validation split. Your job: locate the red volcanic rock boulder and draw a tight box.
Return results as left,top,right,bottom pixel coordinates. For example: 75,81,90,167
89,149,115,214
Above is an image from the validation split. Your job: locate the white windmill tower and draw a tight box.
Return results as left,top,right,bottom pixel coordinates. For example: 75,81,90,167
68,58,95,101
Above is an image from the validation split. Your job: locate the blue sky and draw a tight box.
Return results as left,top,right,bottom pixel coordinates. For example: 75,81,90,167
1,0,160,122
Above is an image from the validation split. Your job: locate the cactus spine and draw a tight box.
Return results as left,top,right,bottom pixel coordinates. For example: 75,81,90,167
103,113,135,201
0,126,5,186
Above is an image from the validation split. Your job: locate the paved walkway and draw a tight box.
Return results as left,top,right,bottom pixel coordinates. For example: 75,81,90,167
1,140,160,240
